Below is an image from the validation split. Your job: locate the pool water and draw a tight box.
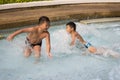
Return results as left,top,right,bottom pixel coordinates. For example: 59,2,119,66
0,22,120,80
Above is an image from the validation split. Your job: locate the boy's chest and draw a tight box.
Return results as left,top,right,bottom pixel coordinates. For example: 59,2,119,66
27,32,42,40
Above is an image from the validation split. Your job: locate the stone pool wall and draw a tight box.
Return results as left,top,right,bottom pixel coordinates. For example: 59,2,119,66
0,2,120,29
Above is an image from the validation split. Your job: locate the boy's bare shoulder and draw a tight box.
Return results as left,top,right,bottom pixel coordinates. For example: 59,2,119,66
27,26,38,31
72,31,78,37
75,32,82,37
75,31,79,36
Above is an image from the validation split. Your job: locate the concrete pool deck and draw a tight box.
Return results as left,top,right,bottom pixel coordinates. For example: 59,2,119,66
80,17,120,24
0,0,120,29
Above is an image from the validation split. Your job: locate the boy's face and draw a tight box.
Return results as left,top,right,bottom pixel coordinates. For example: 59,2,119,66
41,21,50,30
66,25,73,33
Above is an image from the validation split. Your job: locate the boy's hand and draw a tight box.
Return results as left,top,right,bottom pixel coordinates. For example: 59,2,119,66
47,53,52,58
7,35,13,41
88,46,97,53
70,42,74,46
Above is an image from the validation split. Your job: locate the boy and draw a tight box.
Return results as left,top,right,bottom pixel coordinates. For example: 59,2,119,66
66,22,97,53
7,16,52,61
66,22,120,58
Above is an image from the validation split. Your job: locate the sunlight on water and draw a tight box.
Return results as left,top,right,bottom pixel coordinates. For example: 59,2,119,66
0,22,120,80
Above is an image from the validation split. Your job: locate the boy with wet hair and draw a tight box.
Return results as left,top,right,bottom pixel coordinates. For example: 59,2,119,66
7,16,52,62
66,22,120,58
66,22,97,53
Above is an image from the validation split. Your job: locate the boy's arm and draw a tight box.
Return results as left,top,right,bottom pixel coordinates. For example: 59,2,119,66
7,27,33,41
45,32,52,58
70,34,76,46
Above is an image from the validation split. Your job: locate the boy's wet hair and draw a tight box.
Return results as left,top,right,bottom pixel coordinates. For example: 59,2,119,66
66,22,76,31
38,16,50,25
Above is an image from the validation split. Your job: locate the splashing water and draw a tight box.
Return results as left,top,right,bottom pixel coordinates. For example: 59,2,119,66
0,22,120,80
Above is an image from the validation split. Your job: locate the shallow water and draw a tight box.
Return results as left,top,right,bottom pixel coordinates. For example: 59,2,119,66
0,22,120,80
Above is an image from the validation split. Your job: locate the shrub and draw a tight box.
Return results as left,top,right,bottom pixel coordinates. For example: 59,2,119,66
0,0,49,4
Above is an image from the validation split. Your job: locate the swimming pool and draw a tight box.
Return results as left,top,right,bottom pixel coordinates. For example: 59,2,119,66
0,22,120,80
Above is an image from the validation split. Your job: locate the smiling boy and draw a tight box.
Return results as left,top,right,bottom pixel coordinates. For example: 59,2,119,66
7,16,52,62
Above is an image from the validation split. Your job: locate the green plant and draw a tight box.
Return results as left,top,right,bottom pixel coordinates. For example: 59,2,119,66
0,0,50,4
